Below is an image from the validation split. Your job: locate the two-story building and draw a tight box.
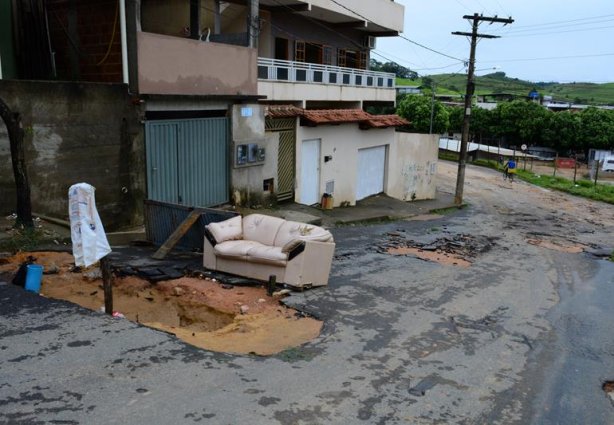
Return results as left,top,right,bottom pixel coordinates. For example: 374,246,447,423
0,0,436,228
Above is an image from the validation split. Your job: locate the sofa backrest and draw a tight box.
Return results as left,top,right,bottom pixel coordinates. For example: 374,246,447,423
243,214,286,246
273,220,334,247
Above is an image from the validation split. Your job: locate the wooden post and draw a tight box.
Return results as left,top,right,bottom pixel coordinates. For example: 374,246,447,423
267,275,276,296
553,153,558,177
100,256,113,315
594,161,600,188
573,154,578,183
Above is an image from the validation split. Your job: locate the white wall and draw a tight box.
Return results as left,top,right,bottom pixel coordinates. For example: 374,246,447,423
306,0,404,33
296,124,396,207
259,81,396,107
387,133,438,201
230,104,277,206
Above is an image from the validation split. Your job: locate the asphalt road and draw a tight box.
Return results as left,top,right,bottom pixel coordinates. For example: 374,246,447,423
2,161,614,424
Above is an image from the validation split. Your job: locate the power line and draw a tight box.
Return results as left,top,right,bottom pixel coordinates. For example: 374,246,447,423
503,18,614,34
398,35,465,61
503,24,614,38
508,13,614,30
479,52,614,64
326,0,465,63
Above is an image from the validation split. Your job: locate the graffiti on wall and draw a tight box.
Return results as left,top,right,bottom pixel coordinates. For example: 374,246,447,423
400,160,437,201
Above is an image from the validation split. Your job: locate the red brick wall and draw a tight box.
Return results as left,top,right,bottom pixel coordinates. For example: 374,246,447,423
47,0,122,83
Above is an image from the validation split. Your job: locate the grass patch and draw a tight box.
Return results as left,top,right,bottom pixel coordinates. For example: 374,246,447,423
430,205,467,215
515,170,614,204
0,226,49,253
439,152,459,162
472,159,501,170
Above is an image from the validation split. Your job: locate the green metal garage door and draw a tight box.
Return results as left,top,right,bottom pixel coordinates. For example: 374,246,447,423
146,118,229,207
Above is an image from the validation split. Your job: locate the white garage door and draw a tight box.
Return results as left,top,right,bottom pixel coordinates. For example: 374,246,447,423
300,139,321,205
356,145,387,200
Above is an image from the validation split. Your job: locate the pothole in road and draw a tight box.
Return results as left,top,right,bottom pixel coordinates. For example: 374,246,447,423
388,246,472,267
380,234,495,268
0,252,322,356
526,238,585,253
602,381,614,405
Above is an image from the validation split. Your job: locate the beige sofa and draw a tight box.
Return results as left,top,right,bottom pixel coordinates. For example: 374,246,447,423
203,214,335,288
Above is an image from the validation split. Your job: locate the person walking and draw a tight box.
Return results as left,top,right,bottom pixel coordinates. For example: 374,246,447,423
503,157,517,182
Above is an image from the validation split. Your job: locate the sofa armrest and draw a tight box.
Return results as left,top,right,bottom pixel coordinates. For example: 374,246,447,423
204,227,217,247
285,240,335,287
203,233,217,269
287,240,306,261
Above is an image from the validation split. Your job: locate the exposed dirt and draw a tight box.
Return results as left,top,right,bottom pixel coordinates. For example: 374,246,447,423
0,252,322,356
526,238,586,254
388,246,472,267
379,233,494,268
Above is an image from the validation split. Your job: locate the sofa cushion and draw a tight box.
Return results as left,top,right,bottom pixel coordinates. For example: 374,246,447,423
273,220,334,247
246,245,288,266
206,215,242,243
214,240,262,258
242,214,286,246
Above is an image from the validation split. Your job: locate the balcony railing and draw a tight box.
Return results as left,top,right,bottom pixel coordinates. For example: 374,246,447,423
258,58,396,89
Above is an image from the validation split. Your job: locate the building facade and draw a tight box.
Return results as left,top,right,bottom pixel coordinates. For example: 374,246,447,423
0,0,435,227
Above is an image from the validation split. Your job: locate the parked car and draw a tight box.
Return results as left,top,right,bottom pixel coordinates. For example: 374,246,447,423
602,156,614,172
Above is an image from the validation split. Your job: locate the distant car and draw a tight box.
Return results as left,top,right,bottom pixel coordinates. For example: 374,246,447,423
602,157,614,172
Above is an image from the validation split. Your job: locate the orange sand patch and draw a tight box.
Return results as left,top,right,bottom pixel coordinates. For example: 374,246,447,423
2,252,322,356
526,239,585,254
387,246,472,268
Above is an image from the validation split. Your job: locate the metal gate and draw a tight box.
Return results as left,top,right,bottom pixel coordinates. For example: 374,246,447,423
277,130,296,201
145,118,229,207
266,118,296,202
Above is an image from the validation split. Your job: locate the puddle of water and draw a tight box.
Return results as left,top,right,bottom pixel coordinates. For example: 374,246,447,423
387,246,472,268
526,239,585,253
2,252,322,356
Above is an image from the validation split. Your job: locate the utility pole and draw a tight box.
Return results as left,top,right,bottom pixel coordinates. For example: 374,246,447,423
452,14,513,205
429,82,436,134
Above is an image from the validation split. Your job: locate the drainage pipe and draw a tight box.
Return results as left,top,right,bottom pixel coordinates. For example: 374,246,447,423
119,0,129,84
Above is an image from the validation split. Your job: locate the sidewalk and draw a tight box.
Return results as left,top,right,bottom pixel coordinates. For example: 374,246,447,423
238,190,457,227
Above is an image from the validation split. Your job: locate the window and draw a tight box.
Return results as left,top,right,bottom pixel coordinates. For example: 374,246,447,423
323,46,333,65
337,49,346,67
359,51,368,70
295,41,305,62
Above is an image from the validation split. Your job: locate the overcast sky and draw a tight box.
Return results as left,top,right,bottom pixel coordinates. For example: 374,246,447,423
377,0,614,83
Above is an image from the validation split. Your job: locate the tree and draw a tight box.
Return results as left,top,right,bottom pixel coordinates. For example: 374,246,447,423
493,100,547,145
541,111,581,153
578,107,614,151
397,95,449,134
468,107,495,144
370,59,418,79
0,97,33,228
447,106,464,133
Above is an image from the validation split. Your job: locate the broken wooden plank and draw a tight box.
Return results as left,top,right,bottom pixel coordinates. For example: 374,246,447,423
151,210,201,260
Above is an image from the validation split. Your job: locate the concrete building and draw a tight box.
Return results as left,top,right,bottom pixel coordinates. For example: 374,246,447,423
0,0,435,227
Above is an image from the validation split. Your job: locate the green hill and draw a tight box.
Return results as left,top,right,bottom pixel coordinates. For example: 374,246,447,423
397,72,614,105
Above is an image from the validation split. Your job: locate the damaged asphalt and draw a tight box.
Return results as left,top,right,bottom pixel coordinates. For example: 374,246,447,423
2,161,614,424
